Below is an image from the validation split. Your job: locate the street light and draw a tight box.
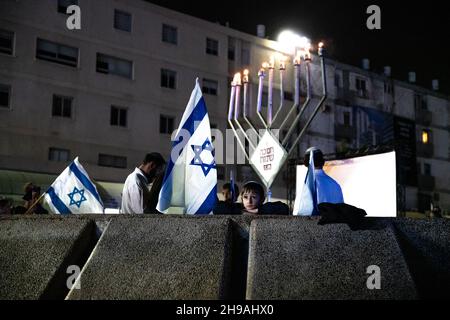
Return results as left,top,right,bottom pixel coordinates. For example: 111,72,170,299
276,30,310,55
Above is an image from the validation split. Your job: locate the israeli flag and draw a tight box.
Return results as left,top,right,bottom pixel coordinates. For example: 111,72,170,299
295,149,319,216
44,157,104,214
157,79,217,214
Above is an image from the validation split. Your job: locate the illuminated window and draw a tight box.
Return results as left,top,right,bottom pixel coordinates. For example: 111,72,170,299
422,130,430,144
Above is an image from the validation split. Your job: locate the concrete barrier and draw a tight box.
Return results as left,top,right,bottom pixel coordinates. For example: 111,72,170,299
2,215,449,300
246,217,417,299
67,216,233,299
393,218,450,299
0,217,97,299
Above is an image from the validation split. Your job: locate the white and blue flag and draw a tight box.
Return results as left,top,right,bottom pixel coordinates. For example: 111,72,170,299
295,149,319,216
157,79,217,214
44,157,104,214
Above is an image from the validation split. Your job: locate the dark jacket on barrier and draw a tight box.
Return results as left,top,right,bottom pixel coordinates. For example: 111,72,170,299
317,202,367,230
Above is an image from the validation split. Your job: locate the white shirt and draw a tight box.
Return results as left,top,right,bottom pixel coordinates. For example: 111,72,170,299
315,169,344,204
121,168,149,214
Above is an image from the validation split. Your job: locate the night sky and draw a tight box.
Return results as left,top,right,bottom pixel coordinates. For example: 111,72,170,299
147,0,450,95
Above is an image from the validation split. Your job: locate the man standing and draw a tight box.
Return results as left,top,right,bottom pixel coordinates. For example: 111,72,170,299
121,153,166,214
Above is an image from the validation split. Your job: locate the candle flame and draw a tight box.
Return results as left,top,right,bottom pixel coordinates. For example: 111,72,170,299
319,42,324,48
294,50,302,65
262,62,269,69
269,55,275,68
243,69,249,82
279,55,286,70
258,68,265,77
233,72,242,85
233,72,241,85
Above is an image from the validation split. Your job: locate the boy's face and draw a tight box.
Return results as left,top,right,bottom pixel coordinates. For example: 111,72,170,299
222,188,232,202
242,191,261,211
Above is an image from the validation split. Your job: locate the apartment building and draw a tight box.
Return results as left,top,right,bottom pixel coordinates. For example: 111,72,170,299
1,0,449,212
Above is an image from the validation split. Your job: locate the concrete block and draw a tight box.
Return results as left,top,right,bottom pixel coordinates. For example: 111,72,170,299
393,218,450,299
0,217,96,299
67,216,233,299
247,217,417,299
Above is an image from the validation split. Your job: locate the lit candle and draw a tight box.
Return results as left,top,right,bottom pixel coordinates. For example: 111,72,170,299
318,41,324,57
268,55,275,125
293,50,301,105
257,64,267,113
279,55,286,103
243,69,249,117
304,43,312,61
234,72,242,120
228,74,238,120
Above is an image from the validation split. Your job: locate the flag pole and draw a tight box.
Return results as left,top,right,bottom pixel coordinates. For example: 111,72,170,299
23,192,46,215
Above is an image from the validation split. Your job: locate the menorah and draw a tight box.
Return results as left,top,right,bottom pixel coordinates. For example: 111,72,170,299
228,42,327,198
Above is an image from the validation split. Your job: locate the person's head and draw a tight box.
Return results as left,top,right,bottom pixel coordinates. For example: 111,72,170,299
240,181,265,212
222,182,239,203
303,147,325,169
140,153,166,182
24,182,34,193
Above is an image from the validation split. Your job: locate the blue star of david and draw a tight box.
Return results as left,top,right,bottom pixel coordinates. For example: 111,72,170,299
190,138,216,176
67,186,87,208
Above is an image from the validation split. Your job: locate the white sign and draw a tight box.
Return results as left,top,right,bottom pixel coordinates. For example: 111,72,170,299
250,130,288,188
293,151,397,217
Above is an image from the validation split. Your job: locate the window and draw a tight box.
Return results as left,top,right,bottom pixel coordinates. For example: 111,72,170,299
424,163,431,176
228,38,235,61
57,0,78,14
0,29,14,55
356,78,366,91
96,53,133,79
98,154,127,168
241,47,250,66
0,84,11,108
49,148,70,162
160,115,175,134
421,129,430,144
356,78,367,97
110,106,127,127
162,24,177,45
335,74,341,88
415,93,427,110
52,95,72,118
384,82,392,94
36,39,78,67
202,79,218,96
206,38,219,56
343,112,351,126
160,69,177,89
114,10,132,32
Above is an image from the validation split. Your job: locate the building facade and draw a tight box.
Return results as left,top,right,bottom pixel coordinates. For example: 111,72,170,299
1,0,449,212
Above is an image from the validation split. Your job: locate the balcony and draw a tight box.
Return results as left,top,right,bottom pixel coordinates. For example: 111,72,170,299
415,109,432,126
416,142,434,158
417,174,435,191
334,124,355,140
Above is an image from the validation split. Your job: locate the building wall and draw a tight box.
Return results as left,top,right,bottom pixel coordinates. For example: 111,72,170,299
1,0,449,211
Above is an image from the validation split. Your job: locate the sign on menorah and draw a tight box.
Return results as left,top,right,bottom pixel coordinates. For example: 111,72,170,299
228,42,327,194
